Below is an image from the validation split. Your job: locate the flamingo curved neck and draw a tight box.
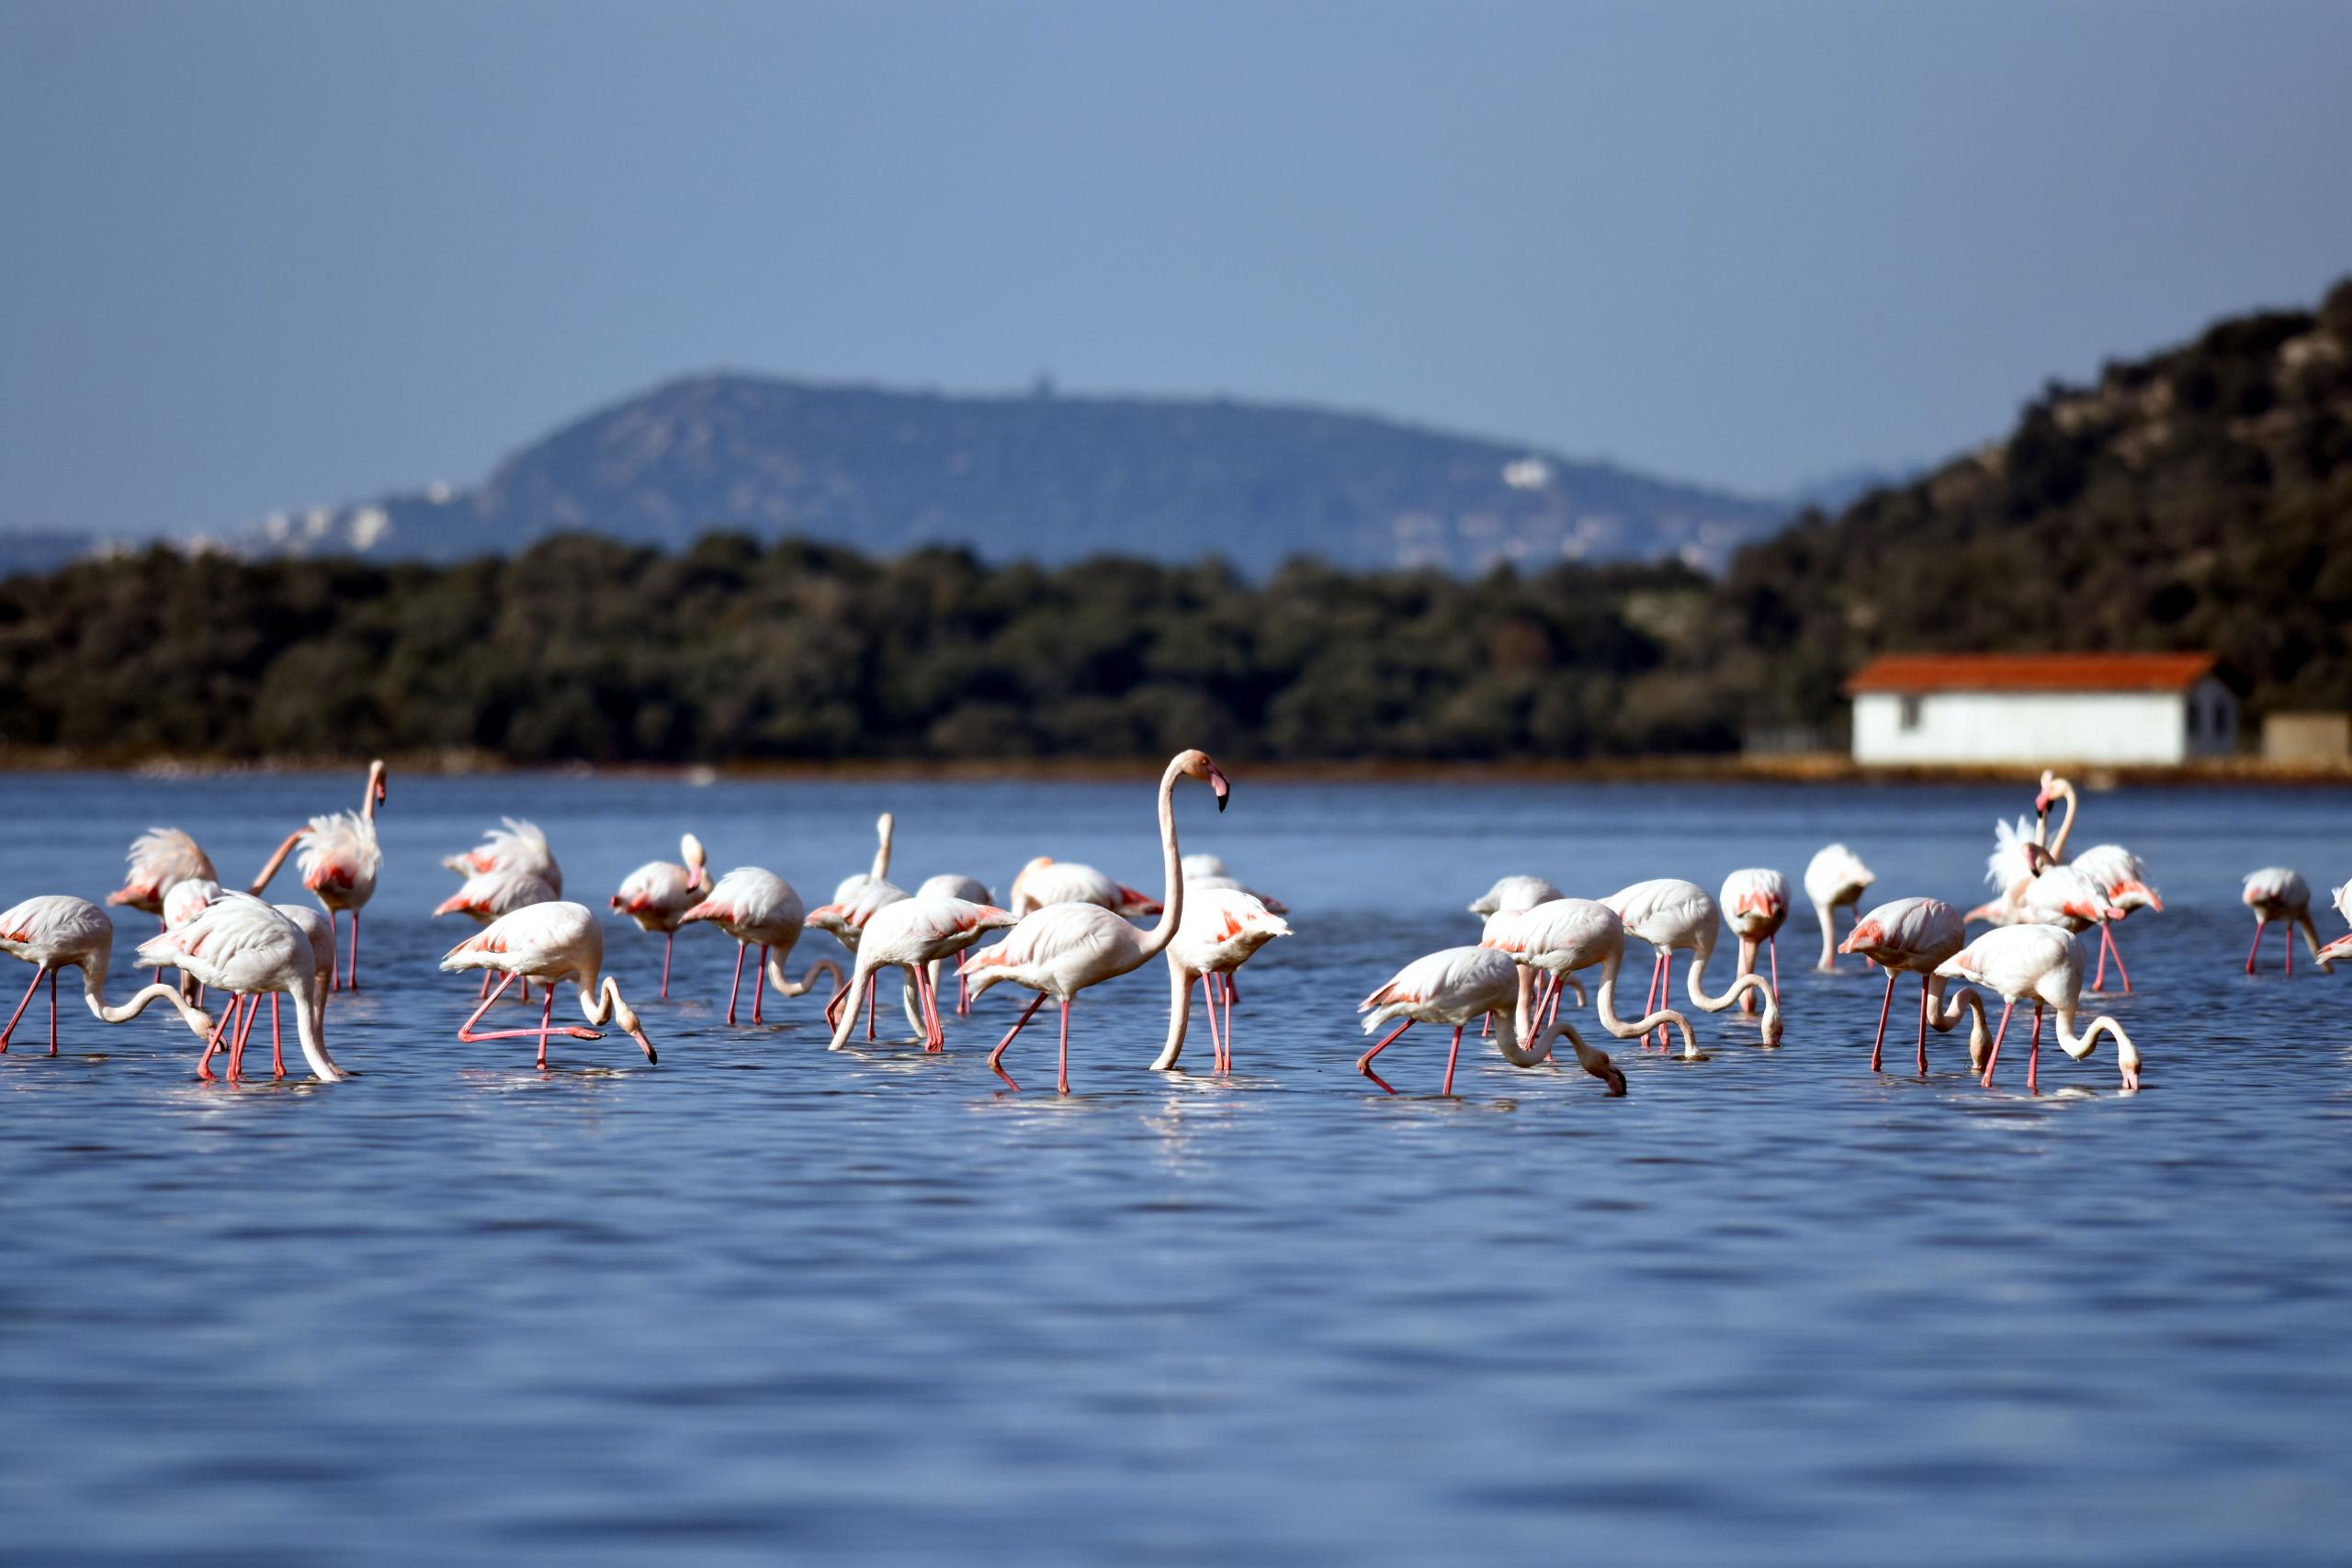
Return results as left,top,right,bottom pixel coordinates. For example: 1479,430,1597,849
1132,756,1189,964
288,984,345,1080
248,829,304,897
2052,1004,2129,1063
768,954,842,997
872,814,895,881
87,976,211,1036
2038,784,2076,863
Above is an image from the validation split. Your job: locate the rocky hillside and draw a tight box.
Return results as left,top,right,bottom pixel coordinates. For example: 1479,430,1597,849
243,375,1786,575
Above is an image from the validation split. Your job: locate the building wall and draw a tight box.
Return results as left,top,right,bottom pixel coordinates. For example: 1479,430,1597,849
1853,688,2227,764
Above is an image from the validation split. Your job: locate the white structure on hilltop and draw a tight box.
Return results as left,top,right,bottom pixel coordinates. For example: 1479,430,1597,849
1847,653,2235,766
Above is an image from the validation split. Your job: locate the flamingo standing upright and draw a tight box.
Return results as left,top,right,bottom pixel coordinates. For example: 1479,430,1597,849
831,813,898,905
439,902,657,1070
916,873,993,1015
2242,868,2334,975
1181,852,1289,1009
1476,898,1691,1058
823,896,1018,1053
443,818,562,895
1719,867,1790,1011
1354,945,1625,1099
2067,844,2161,993
1837,897,1991,1074
964,750,1227,1093
1804,845,1875,970
136,893,349,1082
1936,924,2142,1092
1006,857,1161,918
1602,878,1784,1051
0,895,214,1055
1152,886,1291,1073
248,760,388,990
678,868,839,1026
611,833,711,998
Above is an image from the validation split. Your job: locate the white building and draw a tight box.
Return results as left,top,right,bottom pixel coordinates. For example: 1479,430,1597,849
1847,653,2235,766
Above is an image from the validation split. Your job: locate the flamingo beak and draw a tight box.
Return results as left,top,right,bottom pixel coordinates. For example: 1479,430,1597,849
609,895,623,909
632,1028,658,1065
1599,1059,1627,1097
1207,762,1230,812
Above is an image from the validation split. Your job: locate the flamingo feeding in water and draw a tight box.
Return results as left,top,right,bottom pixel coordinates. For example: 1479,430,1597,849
1476,898,1690,1059
136,893,350,1082
822,895,1017,1053
679,868,840,1026
107,827,218,981
1355,945,1625,1099
443,818,562,896
1719,867,1790,1010
1152,885,1291,1074
1935,924,2141,1093
0,895,214,1055
1467,874,1564,920
965,750,1227,1093
1007,857,1160,918
611,833,711,998
2068,844,2162,992
916,873,994,1015
1602,878,1784,1052
440,901,657,1069
435,863,559,999
2242,868,2334,975
1837,897,1991,1075
1804,845,1875,970
248,760,388,990
805,878,912,1038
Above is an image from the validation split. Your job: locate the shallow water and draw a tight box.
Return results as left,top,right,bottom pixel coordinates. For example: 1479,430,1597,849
2,771,2349,1563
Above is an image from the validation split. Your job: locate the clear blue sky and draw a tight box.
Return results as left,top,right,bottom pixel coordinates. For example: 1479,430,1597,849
4,0,2347,536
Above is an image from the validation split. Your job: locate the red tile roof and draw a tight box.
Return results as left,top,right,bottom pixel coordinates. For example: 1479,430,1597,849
1845,653,2218,695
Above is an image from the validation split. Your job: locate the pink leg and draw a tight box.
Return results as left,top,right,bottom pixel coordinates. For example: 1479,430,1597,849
1196,974,1223,1069
753,945,768,1024
2284,919,2293,976
727,942,747,1026
1056,998,1072,1095
327,910,341,991
347,909,361,991
228,994,260,1080
2027,1003,2043,1094
1869,966,1895,1073
1915,976,1930,1075
1657,951,1674,1051
45,966,59,1055
1982,998,2016,1087
271,993,286,1077
956,952,971,1016
988,992,1049,1089
924,967,947,1050
1642,953,1663,1050
2108,931,2132,993
1218,974,1236,1070
534,982,558,1068
196,997,238,1080
825,983,848,1030
1442,1023,1464,1097
2245,919,2266,974
2093,925,2109,992
1226,971,1240,1007
1769,937,1781,1003
0,963,44,1052
458,970,598,1047
1356,1018,1412,1096
1544,973,1565,1032
661,933,674,1000
479,971,491,1000
866,979,878,1041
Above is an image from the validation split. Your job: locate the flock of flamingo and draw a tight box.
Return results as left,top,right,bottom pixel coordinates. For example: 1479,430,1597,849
1,751,2345,1098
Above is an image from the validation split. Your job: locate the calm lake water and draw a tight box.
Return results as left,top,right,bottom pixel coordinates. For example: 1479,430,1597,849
3,770,2349,1563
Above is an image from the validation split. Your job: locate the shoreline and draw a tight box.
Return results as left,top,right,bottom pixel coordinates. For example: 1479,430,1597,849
3,750,2346,789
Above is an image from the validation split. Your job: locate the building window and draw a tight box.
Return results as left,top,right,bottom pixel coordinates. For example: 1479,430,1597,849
1899,695,1923,731
2187,702,2200,738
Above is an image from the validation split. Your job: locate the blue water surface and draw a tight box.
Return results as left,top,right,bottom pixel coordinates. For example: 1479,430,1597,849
2,770,2349,1564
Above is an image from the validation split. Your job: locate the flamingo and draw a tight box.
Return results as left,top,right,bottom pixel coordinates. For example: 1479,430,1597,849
1354,945,1625,1099
136,893,349,1082
2242,868,2334,975
2317,879,2351,965
1719,867,1790,1010
831,813,898,905
823,896,1018,1053
2019,863,2126,935
965,750,1227,1093
611,833,711,998
250,904,337,1080
443,818,562,896
248,760,388,990
1836,897,1992,1074
2032,770,2080,861
0,895,214,1055
1180,852,1289,1010
1467,874,1564,919
107,826,218,982
1007,857,1160,918
1967,818,2051,926
435,864,560,1001
439,902,657,1069
161,876,223,1005
678,868,840,1026
916,873,994,1015
1804,845,1874,970
2068,844,2161,993
1151,886,1291,1073
1935,924,2142,1092
1476,899,1691,1058
805,878,912,1038
1602,878,1784,1050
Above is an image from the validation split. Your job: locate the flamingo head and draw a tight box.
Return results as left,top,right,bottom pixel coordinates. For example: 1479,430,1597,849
1175,749,1230,811
2022,842,2056,875
1590,1050,1627,1098
2117,1039,2143,1093
682,833,709,890
368,759,389,810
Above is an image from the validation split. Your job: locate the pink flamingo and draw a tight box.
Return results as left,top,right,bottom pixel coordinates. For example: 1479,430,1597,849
439,901,657,1070
248,760,388,990
1355,945,1624,1099
0,895,213,1055
2060,843,2160,991
823,896,1018,1052
1152,885,1291,1073
916,874,994,1015
1719,867,1790,1010
435,863,559,1000
805,879,911,1037
611,833,711,998
137,893,349,1082
1935,924,2141,1093
107,827,218,982
831,813,898,905
1804,844,1874,970
1602,878,1784,1052
965,750,1226,1093
1182,853,1288,1010
442,818,562,895
1837,897,1991,1074
1477,898,1691,1059
2242,868,2334,975
1006,857,1161,918
161,876,223,1006
679,868,840,1025
1467,875,1564,919
2317,880,2351,965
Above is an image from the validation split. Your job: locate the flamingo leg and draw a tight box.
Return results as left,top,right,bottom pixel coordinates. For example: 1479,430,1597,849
1356,1019,1412,1094
1196,972,1222,1070
867,979,878,1041
535,982,557,1068
0,963,45,1052
479,971,491,1000
2245,919,2266,974
2108,930,2132,993
753,944,769,1025
956,951,971,1016
1055,998,1075,1094
660,932,674,999
458,970,602,1047
988,991,1048,1089
1219,973,1236,1071
1657,951,1674,1051
2093,926,2109,992
1481,1009,1491,1039
2027,1003,2043,1094
46,966,58,1055
1643,953,1664,1050
927,966,948,1050
1769,936,1781,1003
1915,975,1930,1076
228,994,261,1080
196,996,238,1080
1869,965,1896,1073
271,993,286,1077
328,910,342,991
727,942,747,1026
1982,998,2016,1088
1544,972,1565,1032
2283,919,2293,976
1442,1023,1464,1097
347,909,361,992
